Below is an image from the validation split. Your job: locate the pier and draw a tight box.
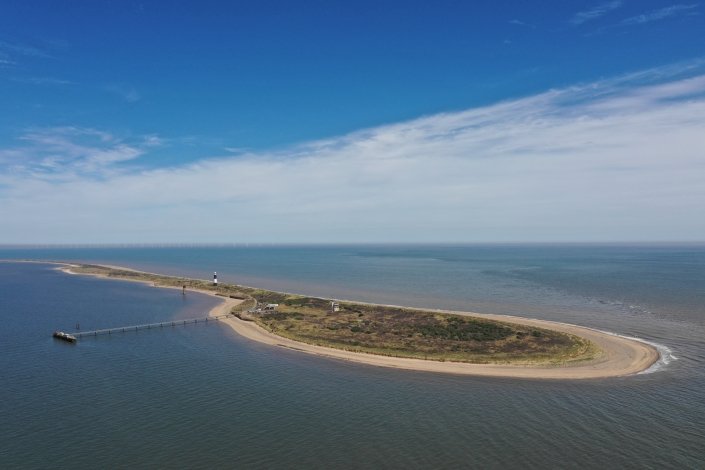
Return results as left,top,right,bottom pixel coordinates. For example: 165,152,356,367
66,313,235,339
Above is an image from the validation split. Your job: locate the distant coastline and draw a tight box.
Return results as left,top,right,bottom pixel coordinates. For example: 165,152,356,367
7,260,659,379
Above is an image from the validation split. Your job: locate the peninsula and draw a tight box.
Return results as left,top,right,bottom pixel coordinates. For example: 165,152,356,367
59,263,659,379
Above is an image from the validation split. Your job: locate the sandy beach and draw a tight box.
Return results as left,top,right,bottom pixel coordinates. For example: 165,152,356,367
53,261,659,379
211,299,658,379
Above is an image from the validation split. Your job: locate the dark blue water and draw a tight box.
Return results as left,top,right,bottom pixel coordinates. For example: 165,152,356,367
1,245,704,468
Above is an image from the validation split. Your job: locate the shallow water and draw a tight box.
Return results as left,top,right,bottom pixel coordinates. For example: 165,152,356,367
1,245,704,468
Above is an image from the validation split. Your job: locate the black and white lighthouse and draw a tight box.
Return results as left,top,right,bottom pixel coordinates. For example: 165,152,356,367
213,271,218,286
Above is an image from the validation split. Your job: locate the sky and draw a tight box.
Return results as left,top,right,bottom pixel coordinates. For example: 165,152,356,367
1,0,704,244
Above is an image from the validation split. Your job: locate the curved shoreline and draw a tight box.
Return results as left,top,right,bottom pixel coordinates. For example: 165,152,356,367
212,303,658,379
8,260,660,379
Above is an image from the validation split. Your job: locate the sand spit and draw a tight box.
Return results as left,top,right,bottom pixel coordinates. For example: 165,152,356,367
43,261,659,379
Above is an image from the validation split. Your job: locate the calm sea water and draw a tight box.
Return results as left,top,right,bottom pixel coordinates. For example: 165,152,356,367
1,245,704,468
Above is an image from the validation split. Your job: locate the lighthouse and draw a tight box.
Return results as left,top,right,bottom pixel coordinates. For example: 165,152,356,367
213,272,218,286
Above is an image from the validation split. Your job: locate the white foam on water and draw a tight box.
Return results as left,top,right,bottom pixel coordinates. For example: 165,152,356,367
637,340,677,374
494,317,678,376
601,331,677,374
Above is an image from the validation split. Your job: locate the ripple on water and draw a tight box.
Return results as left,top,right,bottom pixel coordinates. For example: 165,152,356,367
1,258,705,469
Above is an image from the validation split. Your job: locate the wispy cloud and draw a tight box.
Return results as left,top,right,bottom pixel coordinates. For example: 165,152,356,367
620,3,699,25
11,76,74,86
224,147,251,154
509,19,535,28
0,39,61,71
0,127,159,180
106,83,141,103
0,40,53,59
1,62,704,243
570,1,623,25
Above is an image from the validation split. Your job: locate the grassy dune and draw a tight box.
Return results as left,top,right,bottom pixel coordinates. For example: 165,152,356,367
68,264,598,365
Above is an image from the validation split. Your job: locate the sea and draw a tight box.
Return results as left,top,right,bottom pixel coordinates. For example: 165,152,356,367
0,244,703,469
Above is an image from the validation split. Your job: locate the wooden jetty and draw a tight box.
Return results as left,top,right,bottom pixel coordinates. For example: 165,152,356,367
62,313,234,340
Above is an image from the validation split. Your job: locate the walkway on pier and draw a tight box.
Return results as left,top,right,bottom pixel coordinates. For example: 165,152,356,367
73,313,234,338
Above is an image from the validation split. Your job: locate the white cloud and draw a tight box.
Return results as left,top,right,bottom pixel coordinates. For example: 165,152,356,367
620,3,699,25
0,40,53,59
105,83,141,103
0,127,155,180
570,1,623,25
1,63,705,243
508,19,535,28
11,76,74,86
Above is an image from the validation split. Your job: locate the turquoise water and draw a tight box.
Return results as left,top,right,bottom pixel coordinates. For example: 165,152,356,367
1,245,704,468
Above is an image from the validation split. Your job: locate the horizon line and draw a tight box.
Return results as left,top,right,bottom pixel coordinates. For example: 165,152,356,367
1,241,704,248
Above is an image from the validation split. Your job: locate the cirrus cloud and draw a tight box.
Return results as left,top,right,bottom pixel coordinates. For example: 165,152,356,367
1,62,704,243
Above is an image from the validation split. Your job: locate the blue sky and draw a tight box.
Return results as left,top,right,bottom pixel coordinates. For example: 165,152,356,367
1,1,704,243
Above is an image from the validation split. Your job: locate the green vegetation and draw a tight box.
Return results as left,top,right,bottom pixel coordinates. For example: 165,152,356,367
68,264,598,365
